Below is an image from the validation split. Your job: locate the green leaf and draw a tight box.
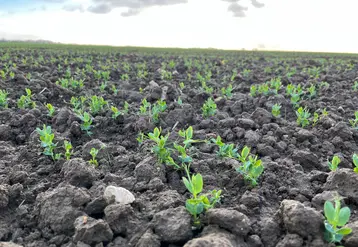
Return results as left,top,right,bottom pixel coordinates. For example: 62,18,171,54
353,154,358,167
186,126,193,139
241,146,250,160
336,227,352,236
337,207,351,226
182,177,193,194
192,174,203,196
324,201,335,224
324,221,335,234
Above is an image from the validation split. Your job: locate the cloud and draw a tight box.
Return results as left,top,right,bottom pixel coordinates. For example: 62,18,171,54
251,0,264,8
63,4,85,12
227,2,248,17
86,0,188,16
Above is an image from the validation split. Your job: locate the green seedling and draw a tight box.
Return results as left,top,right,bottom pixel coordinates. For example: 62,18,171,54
46,103,55,117
307,84,316,98
177,96,183,105
151,100,167,123
296,107,311,128
111,106,121,119
179,82,185,90
221,84,233,98
286,84,295,96
123,101,129,114
202,98,217,118
290,93,300,108
327,155,341,172
178,126,202,149
17,88,36,109
147,127,172,165
250,85,257,97
313,112,319,126
211,135,238,158
0,89,8,108
271,103,281,117
349,111,358,129
183,173,222,227
258,83,270,96
242,69,251,78
79,112,93,135
324,197,352,244
89,147,100,167
269,77,282,94
353,81,358,91
64,140,73,160
89,96,108,116
322,108,329,117
100,81,107,92
36,124,61,161
136,132,145,144
352,153,358,173
121,74,129,81
236,146,264,186
140,98,151,115
319,81,329,90
112,85,118,95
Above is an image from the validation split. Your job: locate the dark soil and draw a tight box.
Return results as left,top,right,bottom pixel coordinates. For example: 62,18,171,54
1,46,358,247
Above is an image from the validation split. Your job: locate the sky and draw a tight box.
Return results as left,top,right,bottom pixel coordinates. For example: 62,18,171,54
0,0,357,53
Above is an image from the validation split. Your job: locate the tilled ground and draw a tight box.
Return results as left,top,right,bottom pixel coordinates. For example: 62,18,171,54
1,46,358,247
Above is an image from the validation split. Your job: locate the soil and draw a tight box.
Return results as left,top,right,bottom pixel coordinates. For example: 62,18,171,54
1,47,358,247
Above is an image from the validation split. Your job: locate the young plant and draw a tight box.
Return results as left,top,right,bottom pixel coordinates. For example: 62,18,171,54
89,96,108,116
36,124,61,161
79,112,93,135
64,140,73,160
89,148,99,167
111,106,121,119
122,101,129,114
17,88,36,109
221,84,233,98
151,100,167,123
353,81,358,91
313,112,319,126
352,153,358,173
183,173,222,227
0,89,8,108
179,82,185,90
349,111,358,129
307,84,316,99
147,127,172,165
250,85,257,97
211,135,238,158
46,103,55,117
324,197,352,244
327,155,341,172
112,85,119,95
139,98,151,115
271,103,281,117
296,107,311,128
236,146,264,186
202,98,217,118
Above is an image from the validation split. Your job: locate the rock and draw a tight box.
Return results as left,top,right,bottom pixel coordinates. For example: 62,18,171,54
82,139,107,161
135,230,161,247
104,204,139,235
36,185,91,234
259,217,281,247
247,235,263,247
240,191,262,209
230,101,243,115
311,191,336,210
324,169,358,204
134,156,165,183
296,129,315,142
152,206,192,243
184,232,237,247
165,104,195,127
53,108,78,133
280,200,323,238
61,158,97,188
291,150,321,171
146,80,162,101
244,130,261,147
251,108,272,125
85,197,107,216
344,220,358,247
206,208,250,236
218,118,236,128
329,122,353,140
0,185,9,208
237,118,256,130
73,216,113,245
0,125,12,141
276,234,303,247
0,243,23,247
103,186,135,205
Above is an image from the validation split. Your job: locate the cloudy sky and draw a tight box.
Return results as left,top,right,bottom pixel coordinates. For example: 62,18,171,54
0,0,357,53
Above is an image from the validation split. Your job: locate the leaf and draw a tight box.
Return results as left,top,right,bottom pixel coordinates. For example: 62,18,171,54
241,146,250,160
324,221,335,234
324,201,335,224
182,177,193,194
186,126,193,139
332,156,341,166
192,174,203,196
337,207,351,226
336,227,352,236
353,154,358,167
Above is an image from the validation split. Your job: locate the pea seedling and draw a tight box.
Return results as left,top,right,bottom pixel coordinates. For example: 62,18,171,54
296,107,311,128
352,153,358,173
327,155,341,172
202,98,217,118
0,89,8,108
111,106,121,119
17,88,36,109
221,84,233,98
79,112,93,135
324,197,352,244
271,103,281,117
89,147,100,167
236,146,264,186
46,103,55,117
250,85,257,97
36,124,61,161
64,140,73,160
349,111,358,129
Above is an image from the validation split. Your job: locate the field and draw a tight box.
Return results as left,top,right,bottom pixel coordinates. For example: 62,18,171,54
1,43,358,247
